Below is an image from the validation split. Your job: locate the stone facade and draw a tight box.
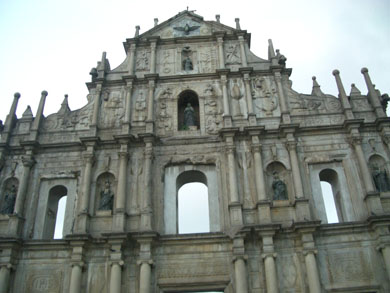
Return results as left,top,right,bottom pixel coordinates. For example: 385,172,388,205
0,10,389,293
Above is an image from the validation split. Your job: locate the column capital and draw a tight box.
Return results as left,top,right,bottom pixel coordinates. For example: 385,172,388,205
251,143,262,153
21,156,35,168
302,249,318,256
137,259,154,266
82,153,95,164
0,263,14,270
349,136,362,146
110,260,125,267
70,261,85,269
232,255,248,263
261,252,277,259
286,141,297,151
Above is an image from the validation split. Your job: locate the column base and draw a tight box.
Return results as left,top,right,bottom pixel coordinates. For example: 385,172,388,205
74,213,90,234
223,115,233,128
229,202,243,226
365,191,383,215
248,113,257,126
295,198,311,221
257,201,271,224
112,212,126,232
7,214,24,237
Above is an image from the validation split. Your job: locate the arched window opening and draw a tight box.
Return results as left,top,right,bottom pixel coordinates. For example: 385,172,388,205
319,169,341,223
178,182,209,234
44,185,67,239
178,90,200,130
176,170,209,234
54,196,67,239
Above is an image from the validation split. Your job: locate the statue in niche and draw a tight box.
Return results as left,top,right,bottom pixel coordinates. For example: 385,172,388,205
1,185,17,214
183,56,193,71
272,172,288,200
226,44,240,64
184,103,196,127
98,180,114,210
372,165,390,192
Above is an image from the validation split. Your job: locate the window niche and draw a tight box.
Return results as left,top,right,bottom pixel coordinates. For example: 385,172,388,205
0,177,18,215
319,169,342,223
177,90,200,131
43,185,67,239
95,172,116,215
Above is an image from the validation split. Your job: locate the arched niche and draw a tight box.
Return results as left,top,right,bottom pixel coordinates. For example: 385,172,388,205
266,162,292,201
177,90,200,130
369,154,390,193
164,165,220,234
0,177,18,215
319,169,342,223
95,172,116,213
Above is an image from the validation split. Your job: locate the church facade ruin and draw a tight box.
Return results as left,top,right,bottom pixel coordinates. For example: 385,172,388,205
0,10,389,292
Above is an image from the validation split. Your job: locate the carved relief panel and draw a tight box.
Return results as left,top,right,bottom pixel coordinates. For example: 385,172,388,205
156,87,174,136
203,83,223,135
99,89,124,129
133,87,147,123
229,78,247,118
252,76,280,118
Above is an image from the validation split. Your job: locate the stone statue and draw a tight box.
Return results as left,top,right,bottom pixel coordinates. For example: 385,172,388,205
276,49,287,66
184,103,196,127
89,67,98,81
1,185,17,214
372,165,390,192
183,56,193,71
98,180,114,210
272,172,288,200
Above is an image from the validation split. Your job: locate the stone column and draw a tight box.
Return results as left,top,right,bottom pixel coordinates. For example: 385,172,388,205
123,81,133,131
76,144,95,233
3,92,20,133
378,245,390,281
332,70,354,119
110,262,123,293
234,257,248,293
351,137,375,193
146,80,155,121
128,44,136,75
91,84,102,127
150,41,157,74
251,134,271,223
139,261,151,293
227,145,239,204
303,250,321,293
238,35,247,67
274,71,290,124
69,263,83,293
0,264,11,293
243,73,253,114
286,139,304,198
361,67,386,118
113,142,129,231
261,235,278,293
217,36,225,69
221,75,230,116
140,137,153,231
13,153,34,216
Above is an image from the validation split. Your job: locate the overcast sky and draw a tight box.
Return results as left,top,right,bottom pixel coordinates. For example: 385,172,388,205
0,0,388,120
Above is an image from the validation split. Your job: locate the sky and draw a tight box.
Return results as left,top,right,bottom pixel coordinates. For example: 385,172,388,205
1,0,388,235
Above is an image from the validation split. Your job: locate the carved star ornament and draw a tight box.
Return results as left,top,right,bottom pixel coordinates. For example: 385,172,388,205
173,23,200,35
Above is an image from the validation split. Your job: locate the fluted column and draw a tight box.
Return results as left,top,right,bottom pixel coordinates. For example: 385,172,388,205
0,264,11,293
238,36,247,67
110,262,123,293
304,250,321,293
243,73,253,114
69,263,83,293
378,245,390,280
128,44,136,75
286,140,304,198
351,137,375,193
274,72,290,124
13,153,34,216
234,257,248,293
227,145,239,203
146,80,155,121
217,36,225,69
332,70,354,120
140,138,153,231
123,81,133,127
91,84,102,127
361,67,386,118
150,41,157,74
220,75,230,116
261,234,278,293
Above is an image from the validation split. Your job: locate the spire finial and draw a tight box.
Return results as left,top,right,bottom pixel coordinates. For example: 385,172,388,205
235,18,241,30
216,15,220,23
154,18,158,27
311,76,325,97
350,83,361,96
135,25,140,37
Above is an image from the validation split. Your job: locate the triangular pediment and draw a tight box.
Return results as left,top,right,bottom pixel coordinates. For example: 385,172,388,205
139,10,237,39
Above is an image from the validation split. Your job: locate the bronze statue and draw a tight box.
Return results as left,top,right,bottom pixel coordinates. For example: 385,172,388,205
183,56,193,71
1,185,17,214
372,165,390,192
184,103,195,127
98,180,114,210
272,172,288,200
